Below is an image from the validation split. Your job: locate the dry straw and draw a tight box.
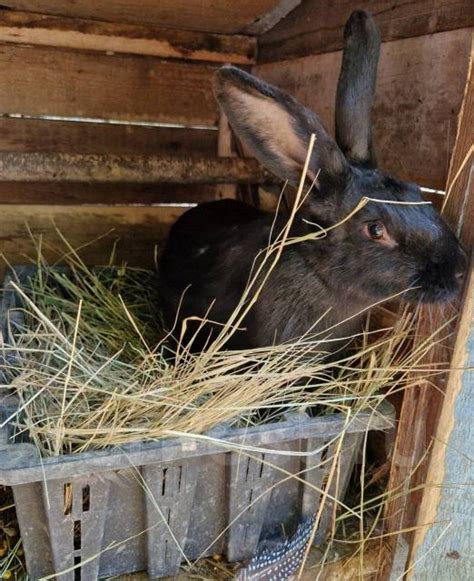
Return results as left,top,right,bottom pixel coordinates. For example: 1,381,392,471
0,137,459,581
0,136,451,458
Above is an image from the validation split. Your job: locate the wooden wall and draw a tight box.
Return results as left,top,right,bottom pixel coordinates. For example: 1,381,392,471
0,0,471,278
0,4,262,277
255,28,473,190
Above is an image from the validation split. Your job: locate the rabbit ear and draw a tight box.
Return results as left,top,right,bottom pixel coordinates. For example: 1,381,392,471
214,65,348,187
335,10,381,168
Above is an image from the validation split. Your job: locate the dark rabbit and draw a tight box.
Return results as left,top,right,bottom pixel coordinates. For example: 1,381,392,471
159,10,466,352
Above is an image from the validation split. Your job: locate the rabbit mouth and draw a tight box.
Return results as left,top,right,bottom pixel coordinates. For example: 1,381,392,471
405,277,463,305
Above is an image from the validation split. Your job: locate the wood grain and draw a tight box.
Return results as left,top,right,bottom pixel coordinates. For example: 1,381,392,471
0,44,219,127
254,29,472,189
381,42,474,580
407,257,474,579
0,119,217,156
0,182,224,205
0,9,257,64
0,1,281,34
259,0,474,62
0,205,186,280
0,153,273,184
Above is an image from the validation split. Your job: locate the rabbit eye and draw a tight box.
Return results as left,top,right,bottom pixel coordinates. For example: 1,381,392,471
368,222,385,239
363,221,397,248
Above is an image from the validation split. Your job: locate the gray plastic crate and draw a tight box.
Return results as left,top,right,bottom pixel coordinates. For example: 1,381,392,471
0,268,395,579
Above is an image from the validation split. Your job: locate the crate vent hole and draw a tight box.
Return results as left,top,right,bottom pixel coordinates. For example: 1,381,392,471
243,527,248,544
244,458,251,481
166,508,171,525
177,466,183,491
248,489,254,513
64,482,73,516
82,485,90,512
162,468,168,496
259,455,265,478
73,520,82,551
74,556,81,581
164,539,169,564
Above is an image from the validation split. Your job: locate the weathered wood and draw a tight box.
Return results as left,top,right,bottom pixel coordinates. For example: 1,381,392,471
0,182,224,205
0,9,256,64
407,256,474,580
216,113,237,199
0,44,218,127
381,43,474,580
0,1,280,34
0,153,273,184
0,118,217,155
242,0,301,35
259,0,474,62
254,29,472,190
0,204,186,280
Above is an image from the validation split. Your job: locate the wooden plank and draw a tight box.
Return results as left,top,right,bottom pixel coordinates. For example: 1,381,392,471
0,9,256,64
0,1,280,34
259,0,474,62
381,42,474,580
0,183,224,205
216,113,237,199
254,29,472,190
0,44,218,127
407,257,473,579
0,153,273,184
0,205,186,280
242,0,301,35
0,119,217,155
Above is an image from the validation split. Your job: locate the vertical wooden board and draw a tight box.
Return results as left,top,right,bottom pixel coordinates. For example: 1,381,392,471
408,259,474,580
0,44,219,126
0,1,281,33
254,29,472,189
381,42,474,581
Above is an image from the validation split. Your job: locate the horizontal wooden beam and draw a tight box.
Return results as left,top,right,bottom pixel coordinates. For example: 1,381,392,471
0,44,219,127
0,182,226,205
0,9,257,64
0,0,280,35
259,0,474,63
0,153,274,184
0,118,218,156
0,204,187,280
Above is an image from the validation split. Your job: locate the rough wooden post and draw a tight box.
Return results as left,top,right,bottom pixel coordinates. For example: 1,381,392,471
382,39,474,579
407,254,474,579
216,112,238,200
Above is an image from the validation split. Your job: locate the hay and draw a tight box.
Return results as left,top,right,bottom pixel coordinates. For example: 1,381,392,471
0,248,449,458
0,190,453,458
0,139,453,458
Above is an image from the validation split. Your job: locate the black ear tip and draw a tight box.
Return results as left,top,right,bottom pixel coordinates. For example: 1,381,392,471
213,65,251,95
344,10,379,41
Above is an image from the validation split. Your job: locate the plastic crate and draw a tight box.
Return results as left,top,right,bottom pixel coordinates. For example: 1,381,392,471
0,268,394,579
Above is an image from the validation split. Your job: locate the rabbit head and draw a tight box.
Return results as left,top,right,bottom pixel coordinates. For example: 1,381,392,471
213,10,466,306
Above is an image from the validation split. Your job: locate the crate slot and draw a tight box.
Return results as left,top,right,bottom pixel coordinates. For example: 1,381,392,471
73,520,81,551
74,555,81,581
64,482,72,516
161,467,168,496
81,485,90,512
